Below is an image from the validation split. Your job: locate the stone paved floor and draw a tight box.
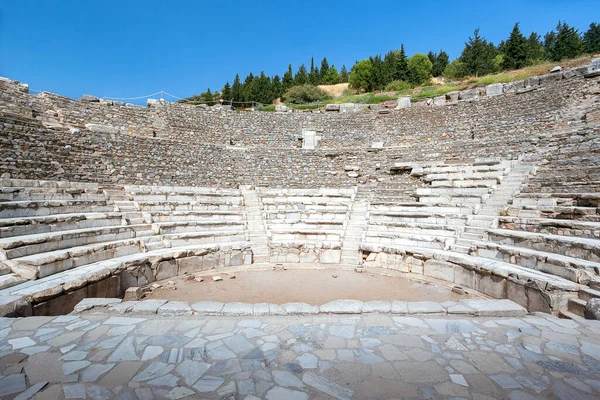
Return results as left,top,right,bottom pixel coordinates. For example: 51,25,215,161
1,313,600,399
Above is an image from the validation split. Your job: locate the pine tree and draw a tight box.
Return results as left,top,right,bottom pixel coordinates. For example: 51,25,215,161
583,22,600,54
340,65,349,83
427,51,436,66
221,82,232,102
201,88,213,104
502,23,528,70
242,73,255,103
431,50,449,77
369,55,385,91
382,51,396,85
459,29,498,76
282,64,294,90
544,21,584,61
320,57,330,82
272,75,283,99
294,64,309,85
231,74,242,103
526,32,545,64
322,65,342,84
395,44,409,81
253,72,273,104
309,57,320,85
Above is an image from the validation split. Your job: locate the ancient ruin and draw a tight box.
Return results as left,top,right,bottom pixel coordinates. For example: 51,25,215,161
0,59,599,398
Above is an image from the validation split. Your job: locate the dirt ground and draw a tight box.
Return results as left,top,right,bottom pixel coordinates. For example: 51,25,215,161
144,269,478,305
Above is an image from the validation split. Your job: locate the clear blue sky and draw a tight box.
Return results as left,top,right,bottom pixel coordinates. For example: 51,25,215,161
1,1,598,104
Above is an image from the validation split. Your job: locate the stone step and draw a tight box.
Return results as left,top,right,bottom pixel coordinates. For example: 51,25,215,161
567,298,587,317
461,232,484,240
558,310,585,321
449,244,471,254
469,219,493,228
579,287,600,302
456,238,475,247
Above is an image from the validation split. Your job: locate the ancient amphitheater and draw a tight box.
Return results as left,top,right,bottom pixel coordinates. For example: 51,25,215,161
0,59,599,399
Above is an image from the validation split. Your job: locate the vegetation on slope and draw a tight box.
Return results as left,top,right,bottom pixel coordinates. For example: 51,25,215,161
180,21,600,108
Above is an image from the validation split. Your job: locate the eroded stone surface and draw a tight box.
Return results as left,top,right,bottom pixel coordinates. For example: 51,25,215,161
0,312,598,398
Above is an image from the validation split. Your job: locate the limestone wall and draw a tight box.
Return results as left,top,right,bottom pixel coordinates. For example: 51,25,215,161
0,67,598,188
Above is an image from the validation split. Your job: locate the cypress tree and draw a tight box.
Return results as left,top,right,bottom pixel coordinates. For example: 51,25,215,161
583,22,600,54
282,64,294,90
503,23,528,70
231,74,241,103
340,65,349,83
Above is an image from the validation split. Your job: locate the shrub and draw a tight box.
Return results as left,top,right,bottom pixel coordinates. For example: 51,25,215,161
443,59,467,80
282,85,331,104
407,54,433,85
348,59,372,91
384,80,412,91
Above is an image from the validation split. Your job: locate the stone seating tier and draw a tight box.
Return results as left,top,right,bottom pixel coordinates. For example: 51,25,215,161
485,228,600,263
360,243,580,314
0,242,253,316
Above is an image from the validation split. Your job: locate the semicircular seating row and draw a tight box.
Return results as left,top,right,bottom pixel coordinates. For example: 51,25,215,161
0,180,254,315
0,154,599,318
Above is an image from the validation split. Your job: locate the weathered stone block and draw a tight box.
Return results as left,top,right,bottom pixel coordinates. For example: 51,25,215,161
124,287,142,301
155,259,178,280
320,300,363,314
476,274,506,299
486,83,503,96
395,97,411,109
325,104,340,112
459,89,478,101
585,57,600,78
424,260,455,282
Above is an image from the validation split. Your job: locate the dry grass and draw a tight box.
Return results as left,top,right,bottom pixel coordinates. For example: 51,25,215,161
318,83,349,97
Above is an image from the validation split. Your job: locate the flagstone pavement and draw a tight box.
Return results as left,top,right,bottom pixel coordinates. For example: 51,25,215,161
1,312,600,399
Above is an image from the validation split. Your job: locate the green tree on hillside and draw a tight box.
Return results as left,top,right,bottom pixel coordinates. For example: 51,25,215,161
242,73,255,102
395,44,409,81
320,57,330,82
349,59,372,91
382,51,395,85
340,65,349,83
442,59,467,79
429,50,449,77
369,55,386,91
221,82,232,102
544,21,584,61
282,64,294,90
294,64,309,85
254,72,273,104
309,57,320,85
272,75,283,100
526,32,545,63
231,74,242,103
407,53,433,85
459,29,498,76
201,88,213,103
583,23,600,54
502,23,528,70
322,65,342,84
